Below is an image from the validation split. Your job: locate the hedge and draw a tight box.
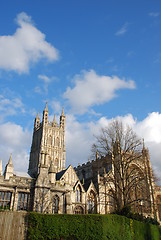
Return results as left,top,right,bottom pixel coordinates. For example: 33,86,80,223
27,213,161,240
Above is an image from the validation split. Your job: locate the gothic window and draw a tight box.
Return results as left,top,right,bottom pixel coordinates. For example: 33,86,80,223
76,185,81,202
63,194,67,214
55,158,59,170
49,135,52,145
74,205,83,214
108,190,115,212
0,191,12,210
52,195,59,214
128,165,151,215
45,113,48,123
17,192,30,211
55,137,59,147
87,191,97,214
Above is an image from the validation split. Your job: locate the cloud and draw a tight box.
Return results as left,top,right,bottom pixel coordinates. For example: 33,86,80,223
149,12,160,17
0,95,25,121
0,12,59,73
66,114,93,166
115,22,129,36
35,74,58,94
50,100,62,114
63,69,135,114
38,74,53,84
0,122,32,173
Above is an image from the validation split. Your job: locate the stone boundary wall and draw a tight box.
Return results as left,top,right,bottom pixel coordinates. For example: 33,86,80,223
0,211,28,240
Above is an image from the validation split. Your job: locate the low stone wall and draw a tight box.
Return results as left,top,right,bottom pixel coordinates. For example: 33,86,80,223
0,211,28,240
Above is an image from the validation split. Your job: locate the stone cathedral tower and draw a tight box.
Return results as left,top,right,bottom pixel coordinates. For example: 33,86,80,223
28,103,66,178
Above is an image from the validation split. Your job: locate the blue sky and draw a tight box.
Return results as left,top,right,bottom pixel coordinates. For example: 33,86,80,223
0,1,161,179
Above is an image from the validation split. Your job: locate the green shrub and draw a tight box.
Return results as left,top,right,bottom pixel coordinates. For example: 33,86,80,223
27,213,161,240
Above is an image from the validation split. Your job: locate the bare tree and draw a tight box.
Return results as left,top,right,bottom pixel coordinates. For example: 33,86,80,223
92,120,154,215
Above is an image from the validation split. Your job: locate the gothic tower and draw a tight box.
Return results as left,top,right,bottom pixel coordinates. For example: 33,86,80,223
28,103,66,178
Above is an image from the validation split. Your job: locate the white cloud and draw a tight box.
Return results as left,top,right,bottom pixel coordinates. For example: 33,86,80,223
36,74,57,94
115,22,129,36
135,112,161,143
0,12,59,73
66,114,93,167
64,69,135,114
38,74,52,84
34,86,42,94
0,95,25,121
0,122,32,173
149,12,160,17
49,100,62,115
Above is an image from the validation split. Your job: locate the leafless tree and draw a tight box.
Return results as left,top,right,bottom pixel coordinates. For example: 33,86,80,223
92,120,154,215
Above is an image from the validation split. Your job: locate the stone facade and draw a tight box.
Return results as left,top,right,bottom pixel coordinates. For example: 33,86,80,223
0,104,161,223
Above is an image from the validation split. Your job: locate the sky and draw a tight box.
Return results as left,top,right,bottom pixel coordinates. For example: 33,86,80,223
0,0,161,181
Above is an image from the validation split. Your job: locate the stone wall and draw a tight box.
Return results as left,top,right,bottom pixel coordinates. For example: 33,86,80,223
0,211,28,240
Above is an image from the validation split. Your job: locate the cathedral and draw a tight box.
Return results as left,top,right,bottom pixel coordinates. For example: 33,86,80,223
0,104,161,223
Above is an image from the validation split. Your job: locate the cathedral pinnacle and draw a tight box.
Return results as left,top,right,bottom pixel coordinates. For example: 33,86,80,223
53,114,56,123
44,102,48,111
36,110,40,119
8,154,13,165
61,107,65,116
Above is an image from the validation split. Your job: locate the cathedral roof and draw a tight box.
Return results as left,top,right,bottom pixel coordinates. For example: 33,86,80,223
56,169,67,180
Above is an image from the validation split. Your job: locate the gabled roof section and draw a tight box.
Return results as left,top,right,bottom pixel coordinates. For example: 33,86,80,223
82,179,91,192
56,168,67,181
85,180,98,195
56,165,80,187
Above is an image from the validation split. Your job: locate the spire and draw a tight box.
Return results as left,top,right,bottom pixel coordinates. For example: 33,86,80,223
34,110,40,129
60,107,65,129
4,154,14,179
8,154,13,165
44,102,48,112
0,160,2,176
61,107,65,116
36,110,40,119
43,102,49,124
53,114,56,123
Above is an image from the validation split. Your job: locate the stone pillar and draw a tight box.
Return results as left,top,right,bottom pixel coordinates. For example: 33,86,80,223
13,189,19,211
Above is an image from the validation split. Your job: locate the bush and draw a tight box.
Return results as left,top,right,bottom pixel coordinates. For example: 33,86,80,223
27,213,161,240
115,206,160,226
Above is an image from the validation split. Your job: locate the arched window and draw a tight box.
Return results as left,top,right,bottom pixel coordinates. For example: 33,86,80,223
76,185,81,202
128,164,151,215
49,135,52,145
55,158,59,170
56,137,59,147
45,113,48,123
108,190,115,212
74,205,83,214
52,195,59,214
87,191,97,214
